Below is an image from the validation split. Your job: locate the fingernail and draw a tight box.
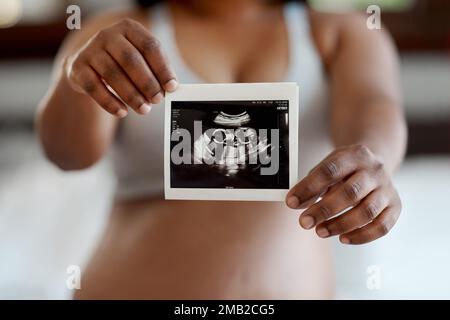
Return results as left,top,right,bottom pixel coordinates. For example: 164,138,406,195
286,196,300,209
316,226,330,238
300,215,315,229
138,103,152,114
151,92,163,104
116,109,128,118
165,79,178,92
340,237,350,244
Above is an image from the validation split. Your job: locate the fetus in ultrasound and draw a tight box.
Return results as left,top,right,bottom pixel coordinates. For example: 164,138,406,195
192,111,275,176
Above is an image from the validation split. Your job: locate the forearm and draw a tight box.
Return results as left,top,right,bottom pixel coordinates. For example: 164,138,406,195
36,65,117,170
326,15,406,175
330,99,407,175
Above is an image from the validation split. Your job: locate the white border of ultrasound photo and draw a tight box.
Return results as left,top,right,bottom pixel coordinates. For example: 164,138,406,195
164,82,299,201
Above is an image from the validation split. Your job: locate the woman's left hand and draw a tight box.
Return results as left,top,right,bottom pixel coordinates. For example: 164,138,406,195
285,144,402,245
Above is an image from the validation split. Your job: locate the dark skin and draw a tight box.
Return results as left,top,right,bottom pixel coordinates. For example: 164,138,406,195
286,144,402,244
37,0,407,247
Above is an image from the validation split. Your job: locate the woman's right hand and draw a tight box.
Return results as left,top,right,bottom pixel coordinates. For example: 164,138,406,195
66,18,178,118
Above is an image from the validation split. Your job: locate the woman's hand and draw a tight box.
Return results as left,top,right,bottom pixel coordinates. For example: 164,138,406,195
66,18,178,118
285,144,402,245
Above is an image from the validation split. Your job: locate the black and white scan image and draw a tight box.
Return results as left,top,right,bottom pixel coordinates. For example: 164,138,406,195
170,100,290,189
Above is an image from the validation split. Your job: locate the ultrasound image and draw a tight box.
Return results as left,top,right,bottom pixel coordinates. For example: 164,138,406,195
170,100,289,189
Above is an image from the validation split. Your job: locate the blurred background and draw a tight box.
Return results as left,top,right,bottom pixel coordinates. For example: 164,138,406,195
0,0,449,299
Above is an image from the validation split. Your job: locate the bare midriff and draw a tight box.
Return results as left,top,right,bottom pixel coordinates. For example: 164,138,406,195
75,199,334,299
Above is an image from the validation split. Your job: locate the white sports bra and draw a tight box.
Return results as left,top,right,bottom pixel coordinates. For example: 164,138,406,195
112,2,332,200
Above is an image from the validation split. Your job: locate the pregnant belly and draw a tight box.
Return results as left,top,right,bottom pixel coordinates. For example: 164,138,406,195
75,199,334,299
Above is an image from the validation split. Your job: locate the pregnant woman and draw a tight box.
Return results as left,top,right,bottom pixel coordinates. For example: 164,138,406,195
36,0,406,299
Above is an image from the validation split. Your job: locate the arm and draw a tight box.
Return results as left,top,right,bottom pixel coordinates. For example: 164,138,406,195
329,15,406,174
36,11,178,170
286,14,407,245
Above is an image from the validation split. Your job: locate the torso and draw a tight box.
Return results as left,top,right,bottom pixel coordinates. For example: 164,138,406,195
169,3,290,83
78,199,334,299
76,2,336,299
